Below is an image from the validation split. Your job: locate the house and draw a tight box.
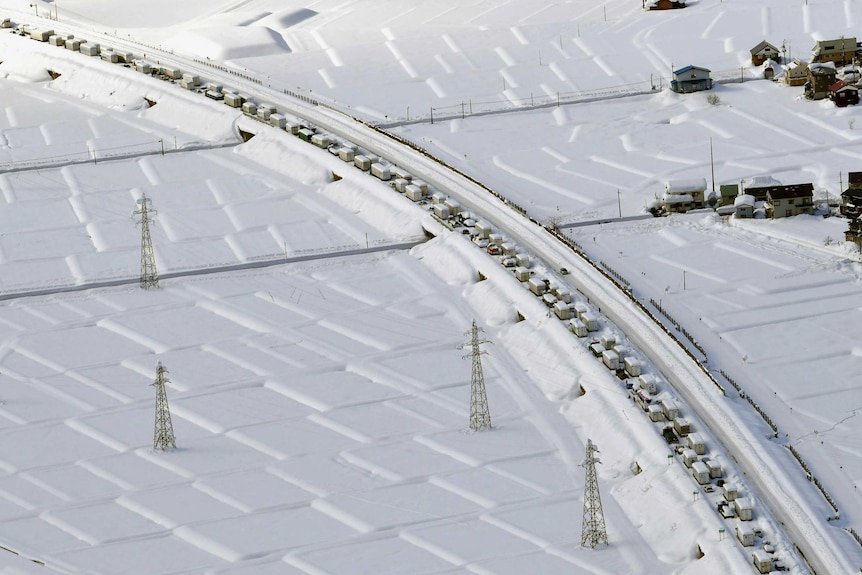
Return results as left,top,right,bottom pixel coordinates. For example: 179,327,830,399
829,80,860,107
845,217,862,246
784,59,809,86
671,65,713,93
647,0,686,9
840,172,862,218
812,37,857,66
661,178,707,213
805,63,837,100
719,183,739,207
734,194,756,218
765,184,815,218
751,40,781,66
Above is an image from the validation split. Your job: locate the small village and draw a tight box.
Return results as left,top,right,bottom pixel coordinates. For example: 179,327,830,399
649,32,862,248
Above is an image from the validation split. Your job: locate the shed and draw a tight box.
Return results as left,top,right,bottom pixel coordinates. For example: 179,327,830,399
671,65,713,93
750,40,780,66
691,461,710,485
736,523,755,547
569,318,588,337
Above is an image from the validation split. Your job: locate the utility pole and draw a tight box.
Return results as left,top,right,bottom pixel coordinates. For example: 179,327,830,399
617,189,622,218
709,137,716,193
459,320,492,431
133,194,159,289
152,362,176,451
581,438,609,548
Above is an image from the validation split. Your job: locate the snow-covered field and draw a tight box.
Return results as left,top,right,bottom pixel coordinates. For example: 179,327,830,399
0,0,860,573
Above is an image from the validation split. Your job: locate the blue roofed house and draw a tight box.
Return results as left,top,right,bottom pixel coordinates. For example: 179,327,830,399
671,65,713,93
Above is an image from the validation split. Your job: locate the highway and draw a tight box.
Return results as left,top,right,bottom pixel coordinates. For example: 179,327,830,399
4,11,854,573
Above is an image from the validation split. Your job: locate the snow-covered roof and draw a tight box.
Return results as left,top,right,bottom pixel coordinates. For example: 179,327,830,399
744,175,782,188
662,193,694,204
734,194,755,206
665,178,707,193
750,40,779,55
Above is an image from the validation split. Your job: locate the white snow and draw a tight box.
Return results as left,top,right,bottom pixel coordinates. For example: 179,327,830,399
0,0,858,574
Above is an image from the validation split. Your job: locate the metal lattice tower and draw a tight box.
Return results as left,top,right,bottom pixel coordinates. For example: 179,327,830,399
581,438,608,548
460,319,492,432
152,362,176,451
133,194,159,289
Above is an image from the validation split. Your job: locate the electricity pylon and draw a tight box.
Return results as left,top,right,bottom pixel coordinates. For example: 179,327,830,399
132,194,159,289
152,362,176,451
581,438,608,548
459,319,492,431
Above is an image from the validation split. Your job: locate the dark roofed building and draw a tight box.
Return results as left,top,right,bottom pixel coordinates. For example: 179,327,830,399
830,80,860,107
671,65,713,93
841,172,862,218
765,183,814,218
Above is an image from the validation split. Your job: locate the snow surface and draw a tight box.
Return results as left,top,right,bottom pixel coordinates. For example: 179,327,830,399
0,0,859,573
